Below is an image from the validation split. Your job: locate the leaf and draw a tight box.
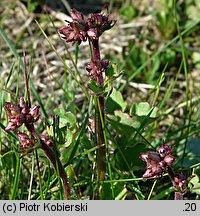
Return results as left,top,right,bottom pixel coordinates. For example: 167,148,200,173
114,143,146,171
188,174,200,195
88,80,101,94
106,88,127,114
105,63,119,77
61,130,75,148
130,102,158,118
120,6,138,21
107,110,140,137
115,187,127,200
114,110,139,127
55,107,76,128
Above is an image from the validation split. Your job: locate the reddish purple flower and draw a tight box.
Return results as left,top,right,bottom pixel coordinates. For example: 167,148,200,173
140,151,164,178
59,5,116,44
59,22,87,45
158,143,174,158
86,59,109,79
87,13,116,40
17,132,36,148
70,8,85,24
4,97,40,131
59,9,87,45
29,105,40,122
173,172,194,192
140,143,176,179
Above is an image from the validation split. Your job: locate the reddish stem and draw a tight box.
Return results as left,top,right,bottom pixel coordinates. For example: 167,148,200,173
166,166,184,200
90,39,106,187
23,51,31,108
40,139,70,199
25,122,70,199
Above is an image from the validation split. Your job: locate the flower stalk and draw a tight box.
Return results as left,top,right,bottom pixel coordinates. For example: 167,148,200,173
4,55,71,199
90,38,106,188
59,5,116,198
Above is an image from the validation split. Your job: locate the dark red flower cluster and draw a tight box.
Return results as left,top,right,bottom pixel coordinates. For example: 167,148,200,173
140,143,176,179
4,97,39,131
86,59,109,83
16,132,53,150
59,6,116,45
59,9,87,45
87,12,116,40
4,97,53,150
17,132,37,148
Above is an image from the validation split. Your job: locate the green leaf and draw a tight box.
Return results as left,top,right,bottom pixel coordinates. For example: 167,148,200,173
188,174,200,195
114,110,139,127
120,6,138,21
88,80,101,94
106,88,127,114
107,110,140,136
105,63,119,77
115,187,127,200
114,143,146,171
61,130,75,148
55,107,76,128
130,102,158,118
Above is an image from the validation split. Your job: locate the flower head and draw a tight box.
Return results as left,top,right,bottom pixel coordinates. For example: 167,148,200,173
17,132,36,149
4,97,40,131
87,13,116,40
140,151,164,178
173,172,194,192
59,9,87,45
59,4,116,45
140,143,176,179
86,59,109,79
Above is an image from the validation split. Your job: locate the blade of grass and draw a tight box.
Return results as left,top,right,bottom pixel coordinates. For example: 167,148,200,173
60,0,71,13
151,64,167,107
173,0,192,165
97,97,114,199
11,154,21,199
147,179,157,200
35,149,44,200
28,151,35,200
160,60,183,110
152,187,174,200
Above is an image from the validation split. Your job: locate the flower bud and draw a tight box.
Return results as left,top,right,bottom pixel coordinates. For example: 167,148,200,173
29,105,40,121
19,97,26,108
17,132,32,148
164,155,176,166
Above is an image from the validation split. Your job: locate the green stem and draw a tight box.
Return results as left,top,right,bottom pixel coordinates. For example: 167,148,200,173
35,149,44,200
